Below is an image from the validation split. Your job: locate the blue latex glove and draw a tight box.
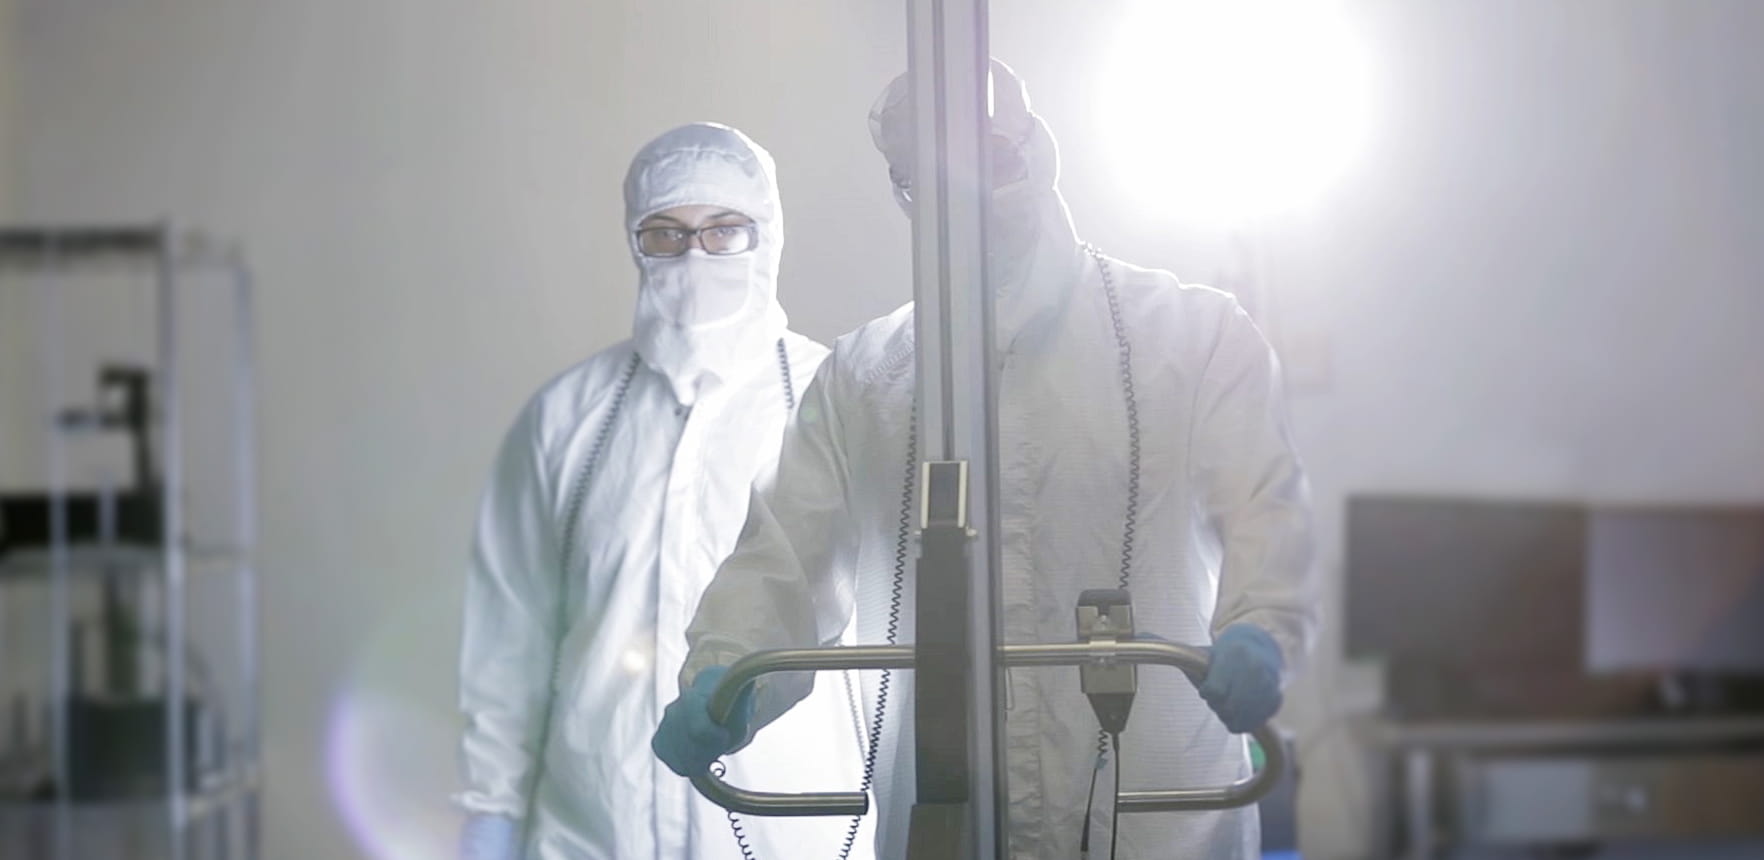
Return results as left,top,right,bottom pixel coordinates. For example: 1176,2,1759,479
651,665,756,777
1198,624,1285,734
459,813,519,860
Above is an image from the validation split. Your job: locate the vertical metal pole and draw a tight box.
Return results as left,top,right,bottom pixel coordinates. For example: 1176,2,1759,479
905,0,1001,857
1403,747,1433,860
0,263,7,780
230,251,262,860
35,241,74,860
157,226,190,860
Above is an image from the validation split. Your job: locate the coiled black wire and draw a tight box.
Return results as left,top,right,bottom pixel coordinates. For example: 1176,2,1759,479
558,353,641,569
777,338,798,411
1088,244,1142,593
519,351,642,850
1109,732,1123,860
710,760,759,860
564,338,794,565
838,403,915,859
838,666,870,858
529,341,795,858
1081,245,1141,860
724,338,807,860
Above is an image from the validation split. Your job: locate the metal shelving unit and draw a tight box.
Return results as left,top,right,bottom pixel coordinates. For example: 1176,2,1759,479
0,223,259,860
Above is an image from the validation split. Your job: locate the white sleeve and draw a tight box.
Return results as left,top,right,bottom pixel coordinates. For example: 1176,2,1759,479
455,403,561,818
1192,302,1319,684
681,351,859,730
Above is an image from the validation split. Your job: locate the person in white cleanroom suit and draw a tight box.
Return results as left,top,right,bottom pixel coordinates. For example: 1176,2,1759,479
653,63,1317,859
456,122,872,860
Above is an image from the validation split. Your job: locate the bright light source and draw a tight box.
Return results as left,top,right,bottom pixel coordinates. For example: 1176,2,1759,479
1096,0,1371,224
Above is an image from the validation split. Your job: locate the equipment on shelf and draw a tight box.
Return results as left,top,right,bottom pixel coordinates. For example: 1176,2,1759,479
0,365,165,558
0,223,260,860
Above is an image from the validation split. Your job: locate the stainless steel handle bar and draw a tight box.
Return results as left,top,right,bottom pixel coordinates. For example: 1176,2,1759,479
689,641,1290,816
691,646,913,816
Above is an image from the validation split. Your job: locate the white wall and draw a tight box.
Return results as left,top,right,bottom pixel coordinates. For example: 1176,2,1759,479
7,1,1764,859
0,0,22,480
7,2,906,858
1273,2,1764,857
0,0,36,737
0,0,11,218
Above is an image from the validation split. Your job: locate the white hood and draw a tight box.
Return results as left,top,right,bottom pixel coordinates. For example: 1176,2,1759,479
624,123,789,404
867,59,1087,350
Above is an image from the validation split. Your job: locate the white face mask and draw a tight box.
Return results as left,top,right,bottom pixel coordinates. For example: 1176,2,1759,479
987,179,1043,293
632,248,778,405
638,251,757,326
890,178,1046,307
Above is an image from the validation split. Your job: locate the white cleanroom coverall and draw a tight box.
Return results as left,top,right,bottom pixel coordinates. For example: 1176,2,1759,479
679,67,1317,859
458,123,870,860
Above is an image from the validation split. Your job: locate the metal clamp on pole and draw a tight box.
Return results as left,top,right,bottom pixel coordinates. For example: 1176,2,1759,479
687,637,1288,817
1076,589,1136,735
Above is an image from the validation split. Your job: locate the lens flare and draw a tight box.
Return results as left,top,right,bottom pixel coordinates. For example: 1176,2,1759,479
325,593,460,859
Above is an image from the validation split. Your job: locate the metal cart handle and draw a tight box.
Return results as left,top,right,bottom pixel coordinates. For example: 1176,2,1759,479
688,640,1290,816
